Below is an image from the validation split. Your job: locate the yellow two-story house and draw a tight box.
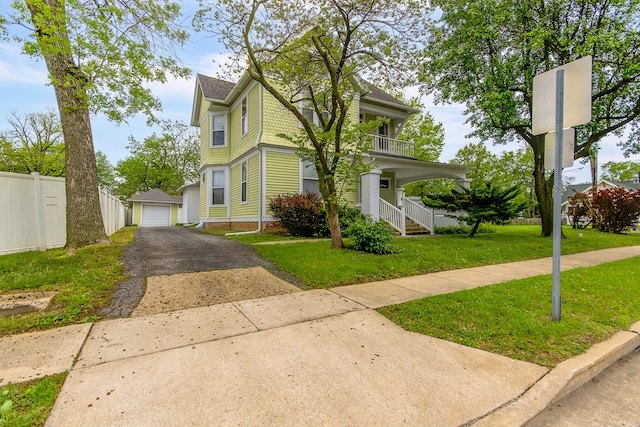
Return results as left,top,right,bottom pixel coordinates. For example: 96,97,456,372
189,73,471,235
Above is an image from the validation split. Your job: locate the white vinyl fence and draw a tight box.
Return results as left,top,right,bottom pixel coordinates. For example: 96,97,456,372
0,171,127,255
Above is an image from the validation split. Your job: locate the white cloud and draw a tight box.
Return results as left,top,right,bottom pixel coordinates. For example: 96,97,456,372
0,44,49,86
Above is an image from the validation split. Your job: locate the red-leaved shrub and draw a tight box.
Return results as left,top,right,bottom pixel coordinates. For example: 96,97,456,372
591,187,640,233
268,192,325,237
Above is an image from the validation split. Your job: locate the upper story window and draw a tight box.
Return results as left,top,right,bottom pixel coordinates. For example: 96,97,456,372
299,101,328,128
241,161,248,203
241,96,248,136
302,159,321,197
210,114,226,147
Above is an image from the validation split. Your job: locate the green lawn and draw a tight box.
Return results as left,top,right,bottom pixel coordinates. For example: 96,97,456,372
0,227,135,336
0,373,66,427
378,257,640,367
245,226,640,288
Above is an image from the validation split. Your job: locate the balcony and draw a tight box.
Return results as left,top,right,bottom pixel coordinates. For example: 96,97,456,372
370,136,414,158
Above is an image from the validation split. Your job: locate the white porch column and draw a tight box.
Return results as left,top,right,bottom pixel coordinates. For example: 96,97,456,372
360,169,382,220
455,178,472,191
396,187,405,206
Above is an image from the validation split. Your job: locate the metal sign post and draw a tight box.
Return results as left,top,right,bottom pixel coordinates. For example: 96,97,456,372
532,56,592,322
552,70,564,322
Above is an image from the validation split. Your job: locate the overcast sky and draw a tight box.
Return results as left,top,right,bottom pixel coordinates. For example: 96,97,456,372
0,4,637,185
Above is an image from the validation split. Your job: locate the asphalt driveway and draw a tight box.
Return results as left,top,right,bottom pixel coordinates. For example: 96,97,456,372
101,227,300,318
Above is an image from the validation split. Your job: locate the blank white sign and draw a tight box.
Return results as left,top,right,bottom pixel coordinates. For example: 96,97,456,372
544,128,575,170
532,56,592,136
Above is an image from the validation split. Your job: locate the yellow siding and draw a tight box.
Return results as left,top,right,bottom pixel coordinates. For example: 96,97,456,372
201,113,230,165
171,205,178,225
230,84,260,160
133,202,141,225
340,180,359,207
261,83,299,147
198,98,211,125
265,151,300,203
199,176,207,218
208,206,228,218
380,172,395,204
230,154,260,218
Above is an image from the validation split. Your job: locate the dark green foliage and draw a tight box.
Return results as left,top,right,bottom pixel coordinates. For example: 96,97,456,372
319,205,366,238
268,192,326,237
423,182,524,236
434,224,494,235
347,217,398,255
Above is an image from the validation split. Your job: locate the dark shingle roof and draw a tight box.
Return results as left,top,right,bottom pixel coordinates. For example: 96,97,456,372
128,188,181,203
363,84,410,107
197,74,236,101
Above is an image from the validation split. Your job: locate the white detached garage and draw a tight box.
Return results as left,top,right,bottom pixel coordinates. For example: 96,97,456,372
127,189,182,227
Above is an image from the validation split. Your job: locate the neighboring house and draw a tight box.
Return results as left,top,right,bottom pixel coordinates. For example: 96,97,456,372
178,182,201,225
127,189,182,227
562,179,640,224
190,73,472,235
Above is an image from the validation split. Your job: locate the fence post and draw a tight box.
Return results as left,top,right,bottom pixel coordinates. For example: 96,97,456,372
31,172,46,251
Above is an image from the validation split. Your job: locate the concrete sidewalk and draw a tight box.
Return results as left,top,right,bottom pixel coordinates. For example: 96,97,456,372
1,246,639,426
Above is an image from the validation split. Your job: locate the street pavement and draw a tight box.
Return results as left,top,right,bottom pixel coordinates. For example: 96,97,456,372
525,348,640,427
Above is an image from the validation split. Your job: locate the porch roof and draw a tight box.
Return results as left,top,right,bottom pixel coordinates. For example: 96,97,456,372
366,154,472,187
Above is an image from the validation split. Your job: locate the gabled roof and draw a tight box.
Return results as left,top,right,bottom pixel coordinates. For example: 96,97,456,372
192,73,417,118
196,74,236,101
127,188,182,204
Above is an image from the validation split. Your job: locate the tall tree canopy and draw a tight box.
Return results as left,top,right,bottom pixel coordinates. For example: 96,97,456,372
422,0,640,236
0,109,65,176
2,1,189,250
115,120,199,199
601,160,640,182
195,0,429,249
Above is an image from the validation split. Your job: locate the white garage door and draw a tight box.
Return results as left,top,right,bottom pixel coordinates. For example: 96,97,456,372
141,204,171,227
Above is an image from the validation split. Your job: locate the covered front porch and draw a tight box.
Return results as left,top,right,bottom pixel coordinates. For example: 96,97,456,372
359,155,471,236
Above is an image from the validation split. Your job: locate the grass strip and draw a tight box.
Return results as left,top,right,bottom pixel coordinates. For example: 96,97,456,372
378,258,640,367
249,226,640,288
0,373,66,427
0,227,135,336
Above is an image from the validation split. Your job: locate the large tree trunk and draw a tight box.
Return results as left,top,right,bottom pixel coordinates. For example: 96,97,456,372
28,0,109,251
531,134,554,237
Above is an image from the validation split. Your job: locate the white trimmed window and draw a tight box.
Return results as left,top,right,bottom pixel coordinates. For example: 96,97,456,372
302,160,320,196
298,101,328,128
241,161,248,203
211,170,226,206
210,114,226,147
241,96,248,136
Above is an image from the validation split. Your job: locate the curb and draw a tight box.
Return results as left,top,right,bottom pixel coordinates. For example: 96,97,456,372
473,320,640,426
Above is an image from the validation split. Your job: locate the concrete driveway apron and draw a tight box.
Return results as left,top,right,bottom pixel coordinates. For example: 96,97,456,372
101,227,292,318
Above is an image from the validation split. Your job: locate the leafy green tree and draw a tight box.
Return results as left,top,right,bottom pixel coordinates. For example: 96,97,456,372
95,151,116,193
601,160,640,182
397,106,444,162
0,110,64,176
195,0,429,249
423,181,524,237
398,103,447,198
2,1,189,250
115,120,199,199
421,0,640,237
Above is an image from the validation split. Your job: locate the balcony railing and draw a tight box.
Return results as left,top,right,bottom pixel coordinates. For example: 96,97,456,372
370,136,414,158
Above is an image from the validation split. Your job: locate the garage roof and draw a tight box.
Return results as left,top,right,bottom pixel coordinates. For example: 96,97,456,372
127,189,182,204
